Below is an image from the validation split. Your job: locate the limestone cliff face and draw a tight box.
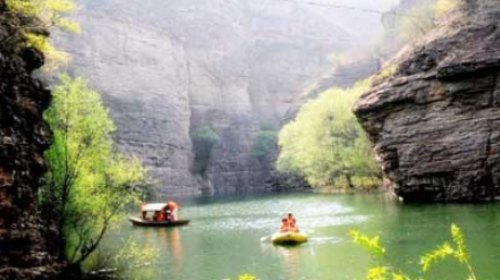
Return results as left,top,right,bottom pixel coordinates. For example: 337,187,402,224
354,0,500,202
0,2,59,278
58,0,396,195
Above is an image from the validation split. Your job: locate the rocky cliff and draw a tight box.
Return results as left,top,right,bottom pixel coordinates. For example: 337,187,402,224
354,0,500,201
56,0,398,195
0,1,59,278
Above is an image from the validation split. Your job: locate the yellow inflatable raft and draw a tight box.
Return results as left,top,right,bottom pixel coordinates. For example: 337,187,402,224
271,231,308,245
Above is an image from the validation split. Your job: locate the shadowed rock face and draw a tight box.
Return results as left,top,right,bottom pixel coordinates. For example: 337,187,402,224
354,0,500,202
0,1,59,278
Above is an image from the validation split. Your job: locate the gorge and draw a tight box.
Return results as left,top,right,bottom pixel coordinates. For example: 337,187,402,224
54,0,400,196
3,0,500,279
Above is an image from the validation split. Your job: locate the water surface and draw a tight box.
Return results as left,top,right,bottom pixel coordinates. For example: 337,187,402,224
103,193,500,279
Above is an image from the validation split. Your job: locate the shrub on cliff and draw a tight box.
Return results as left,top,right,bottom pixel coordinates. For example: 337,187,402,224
6,0,80,69
251,129,278,162
395,0,463,43
191,125,219,175
277,79,381,190
40,74,146,267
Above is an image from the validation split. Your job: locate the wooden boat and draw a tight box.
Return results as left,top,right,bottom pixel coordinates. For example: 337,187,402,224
129,216,190,227
130,202,188,227
271,230,308,245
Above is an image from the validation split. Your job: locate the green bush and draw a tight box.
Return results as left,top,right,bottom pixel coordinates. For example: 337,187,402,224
251,129,278,160
277,79,381,190
350,224,477,280
191,125,219,175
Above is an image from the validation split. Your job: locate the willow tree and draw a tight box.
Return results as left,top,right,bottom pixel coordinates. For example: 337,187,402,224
277,79,381,189
40,74,145,266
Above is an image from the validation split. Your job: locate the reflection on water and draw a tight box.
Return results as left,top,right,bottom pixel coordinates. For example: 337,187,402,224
277,246,301,280
101,193,500,280
167,228,182,279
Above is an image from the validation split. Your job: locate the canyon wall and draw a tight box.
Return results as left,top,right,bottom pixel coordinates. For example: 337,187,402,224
0,2,59,278
57,0,398,195
354,0,500,201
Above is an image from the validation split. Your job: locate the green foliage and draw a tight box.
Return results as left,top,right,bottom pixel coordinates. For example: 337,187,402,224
83,237,158,278
223,273,259,280
351,224,477,280
251,129,278,160
434,0,463,17
24,33,70,69
191,125,219,175
113,238,159,270
40,74,145,266
421,224,477,279
395,0,462,44
277,79,381,189
6,0,80,70
350,230,386,259
397,5,436,43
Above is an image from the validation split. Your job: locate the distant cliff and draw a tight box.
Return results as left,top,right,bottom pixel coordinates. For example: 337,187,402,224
354,0,500,201
0,1,59,278
57,0,397,195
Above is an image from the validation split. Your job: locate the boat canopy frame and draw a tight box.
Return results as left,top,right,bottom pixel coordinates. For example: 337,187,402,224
141,203,168,212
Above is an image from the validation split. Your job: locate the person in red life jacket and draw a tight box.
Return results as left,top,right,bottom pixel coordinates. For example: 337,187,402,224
153,211,161,221
166,201,179,221
280,218,291,232
157,211,166,221
286,213,299,232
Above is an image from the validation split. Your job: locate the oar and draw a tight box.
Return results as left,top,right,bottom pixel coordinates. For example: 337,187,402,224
260,235,272,243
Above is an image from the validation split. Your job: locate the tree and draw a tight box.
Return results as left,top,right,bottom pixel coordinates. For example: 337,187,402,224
251,129,278,162
191,125,219,175
277,79,381,189
40,74,145,267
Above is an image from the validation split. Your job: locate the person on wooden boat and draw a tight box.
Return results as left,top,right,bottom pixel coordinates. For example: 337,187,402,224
159,211,167,221
153,211,167,222
166,201,179,221
141,203,148,220
166,210,173,222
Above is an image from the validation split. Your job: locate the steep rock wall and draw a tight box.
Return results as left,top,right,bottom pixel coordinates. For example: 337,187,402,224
354,0,500,201
0,2,59,278
58,14,198,195
57,0,397,195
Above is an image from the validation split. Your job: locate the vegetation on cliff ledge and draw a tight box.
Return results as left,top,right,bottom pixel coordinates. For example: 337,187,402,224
6,0,80,69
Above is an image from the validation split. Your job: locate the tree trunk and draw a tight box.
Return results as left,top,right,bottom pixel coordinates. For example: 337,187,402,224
345,173,355,189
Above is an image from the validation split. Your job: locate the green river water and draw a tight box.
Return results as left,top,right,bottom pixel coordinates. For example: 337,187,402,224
102,193,500,280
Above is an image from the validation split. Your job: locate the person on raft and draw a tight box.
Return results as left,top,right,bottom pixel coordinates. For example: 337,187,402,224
280,213,299,232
